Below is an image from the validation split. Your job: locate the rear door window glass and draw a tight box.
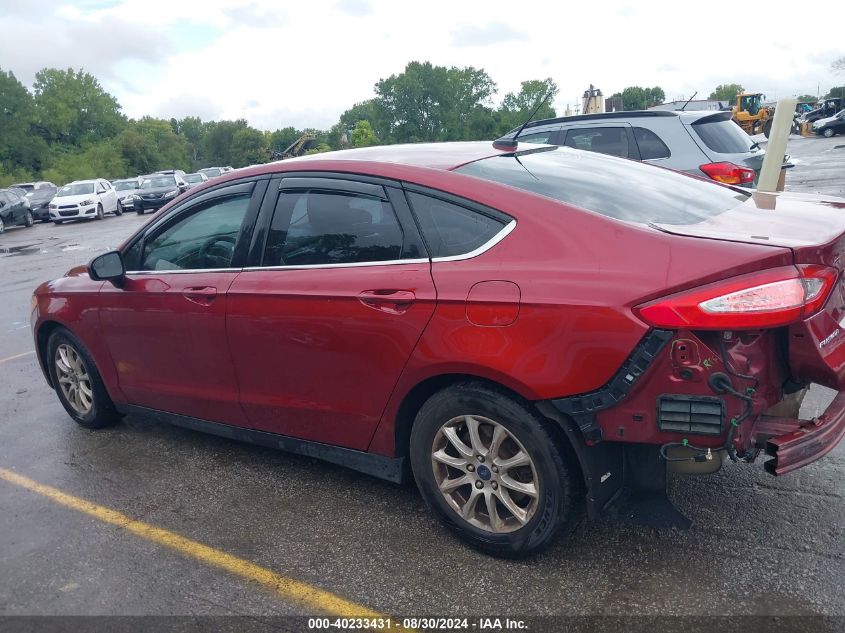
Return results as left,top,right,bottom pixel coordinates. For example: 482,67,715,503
691,119,753,154
263,189,406,266
517,131,555,144
563,127,632,158
405,192,507,258
632,127,671,159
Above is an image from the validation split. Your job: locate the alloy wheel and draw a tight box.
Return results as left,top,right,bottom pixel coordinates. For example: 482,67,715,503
0,216,4,233
55,343,94,415
431,415,539,533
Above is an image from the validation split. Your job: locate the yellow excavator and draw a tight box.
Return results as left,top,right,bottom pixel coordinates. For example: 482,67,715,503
731,93,774,137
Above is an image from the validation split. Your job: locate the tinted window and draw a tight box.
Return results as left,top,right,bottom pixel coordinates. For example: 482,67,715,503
140,195,250,271
517,131,554,144
632,127,671,159
263,190,405,266
406,192,507,258
564,127,631,158
455,147,749,225
691,119,753,154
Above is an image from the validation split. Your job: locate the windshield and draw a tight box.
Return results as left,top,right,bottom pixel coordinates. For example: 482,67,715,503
455,147,749,225
184,174,204,183
200,168,221,177
114,181,138,191
57,183,95,197
141,176,176,189
11,183,34,192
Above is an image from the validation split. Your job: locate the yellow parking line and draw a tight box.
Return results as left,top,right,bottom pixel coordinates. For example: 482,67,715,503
0,350,35,364
0,467,386,618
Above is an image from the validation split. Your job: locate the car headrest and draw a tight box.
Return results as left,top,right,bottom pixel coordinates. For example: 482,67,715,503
306,194,372,234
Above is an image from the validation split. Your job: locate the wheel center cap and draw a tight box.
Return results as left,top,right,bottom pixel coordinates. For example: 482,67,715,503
477,464,492,481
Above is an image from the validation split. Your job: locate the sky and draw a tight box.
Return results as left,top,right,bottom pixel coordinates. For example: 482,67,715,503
2,0,844,132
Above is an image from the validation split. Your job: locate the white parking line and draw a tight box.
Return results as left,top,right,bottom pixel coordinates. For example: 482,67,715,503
0,350,35,364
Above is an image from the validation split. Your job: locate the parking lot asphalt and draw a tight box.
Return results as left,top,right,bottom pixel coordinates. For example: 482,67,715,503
1,138,844,622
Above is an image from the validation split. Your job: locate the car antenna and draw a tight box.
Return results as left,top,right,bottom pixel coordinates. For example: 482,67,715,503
680,91,698,111
493,89,555,150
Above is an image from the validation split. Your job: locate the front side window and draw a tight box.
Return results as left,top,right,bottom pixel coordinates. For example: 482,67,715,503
405,192,507,258
139,194,250,271
632,127,671,160
263,189,406,267
563,127,631,158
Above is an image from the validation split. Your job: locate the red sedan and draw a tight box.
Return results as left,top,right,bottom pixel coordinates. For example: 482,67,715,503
31,142,845,556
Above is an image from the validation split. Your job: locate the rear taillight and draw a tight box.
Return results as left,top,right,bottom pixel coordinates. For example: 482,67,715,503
634,265,838,329
699,162,756,185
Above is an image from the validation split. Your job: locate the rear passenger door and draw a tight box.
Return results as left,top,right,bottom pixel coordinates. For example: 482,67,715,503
226,175,435,449
561,124,639,159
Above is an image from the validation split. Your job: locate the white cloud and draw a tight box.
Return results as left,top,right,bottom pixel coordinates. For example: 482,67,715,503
2,0,843,131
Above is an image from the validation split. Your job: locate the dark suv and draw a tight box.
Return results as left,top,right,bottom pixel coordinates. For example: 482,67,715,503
496,110,770,187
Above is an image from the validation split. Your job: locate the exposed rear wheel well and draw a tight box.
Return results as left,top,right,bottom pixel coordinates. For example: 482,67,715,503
393,374,585,492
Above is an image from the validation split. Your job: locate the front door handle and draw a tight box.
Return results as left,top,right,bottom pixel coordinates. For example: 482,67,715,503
358,290,416,315
183,286,218,305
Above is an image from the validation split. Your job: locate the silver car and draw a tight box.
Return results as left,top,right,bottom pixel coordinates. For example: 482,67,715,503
497,110,769,187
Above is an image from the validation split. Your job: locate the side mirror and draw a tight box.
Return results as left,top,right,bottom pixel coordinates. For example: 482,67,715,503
89,251,126,286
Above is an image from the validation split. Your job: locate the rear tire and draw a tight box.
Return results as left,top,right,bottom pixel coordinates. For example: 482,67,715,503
823,128,835,138
24,210,34,227
53,220,64,225
46,328,120,429
0,216,5,234
410,383,579,557
136,209,144,215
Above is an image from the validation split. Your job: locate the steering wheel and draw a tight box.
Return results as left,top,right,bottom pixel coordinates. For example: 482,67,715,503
198,235,237,266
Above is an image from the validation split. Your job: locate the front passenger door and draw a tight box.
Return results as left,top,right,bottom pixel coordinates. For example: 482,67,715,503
99,180,266,424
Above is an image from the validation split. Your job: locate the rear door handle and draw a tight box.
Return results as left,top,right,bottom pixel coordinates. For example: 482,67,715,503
358,290,416,315
183,286,218,305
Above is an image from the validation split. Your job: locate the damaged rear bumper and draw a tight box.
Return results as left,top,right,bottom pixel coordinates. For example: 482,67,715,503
752,390,845,475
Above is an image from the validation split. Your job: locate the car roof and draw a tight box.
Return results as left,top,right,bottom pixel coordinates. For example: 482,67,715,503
504,109,729,135
286,141,511,171
65,179,100,184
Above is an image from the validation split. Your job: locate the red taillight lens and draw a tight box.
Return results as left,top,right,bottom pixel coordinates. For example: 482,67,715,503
634,265,838,329
699,161,756,185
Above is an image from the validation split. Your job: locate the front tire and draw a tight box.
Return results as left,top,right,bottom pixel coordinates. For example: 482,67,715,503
410,383,579,557
46,328,120,429
0,216,5,234
823,127,835,138
95,203,104,220
24,210,34,227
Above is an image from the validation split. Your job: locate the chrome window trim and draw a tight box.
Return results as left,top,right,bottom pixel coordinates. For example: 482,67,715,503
125,268,242,275
126,220,516,274
242,258,429,272
430,219,516,263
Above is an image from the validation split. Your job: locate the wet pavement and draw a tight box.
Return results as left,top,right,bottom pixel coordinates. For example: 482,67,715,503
0,139,843,622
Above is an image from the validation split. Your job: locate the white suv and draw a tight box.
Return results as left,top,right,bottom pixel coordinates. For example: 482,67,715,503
49,179,120,224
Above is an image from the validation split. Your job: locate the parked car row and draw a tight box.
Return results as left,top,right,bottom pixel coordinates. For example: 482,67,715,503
0,167,231,234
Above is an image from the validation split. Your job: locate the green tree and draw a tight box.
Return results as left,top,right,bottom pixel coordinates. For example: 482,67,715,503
32,68,124,145
230,127,268,167
826,86,845,99
610,86,665,111
350,120,378,147
268,126,300,155
0,69,48,175
796,94,817,103
42,141,127,184
375,61,496,142
708,83,745,104
171,116,206,166
498,78,558,132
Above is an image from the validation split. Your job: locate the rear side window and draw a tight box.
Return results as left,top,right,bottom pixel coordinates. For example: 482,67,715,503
563,127,632,158
455,147,749,225
632,127,671,159
517,131,554,144
691,119,753,154
263,190,406,266
406,192,507,258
